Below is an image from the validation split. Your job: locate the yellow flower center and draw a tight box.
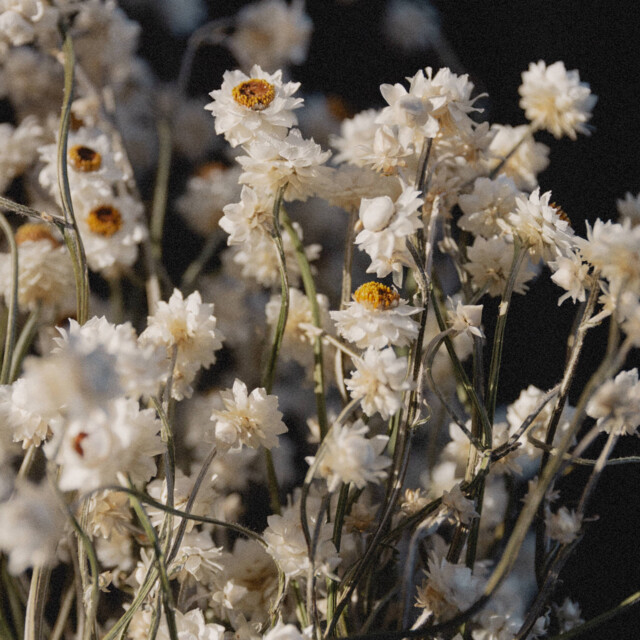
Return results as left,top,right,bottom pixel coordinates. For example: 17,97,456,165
14,223,61,248
353,281,400,310
232,79,276,111
87,205,122,237
68,144,102,172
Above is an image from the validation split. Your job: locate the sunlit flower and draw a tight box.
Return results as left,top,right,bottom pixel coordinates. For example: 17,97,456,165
519,60,597,139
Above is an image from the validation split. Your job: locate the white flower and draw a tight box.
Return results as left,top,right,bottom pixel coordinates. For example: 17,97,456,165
58,316,166,399
549,251,590,305
464,235,537,297
263,491,340,579
0,223,75,315
345,348,412,419
440,484,479,525
331,281,421,349
205,65,303,147
554,597,584,632
458,176,520,239
263,620,306,640
169,530,224,585
220,184,274,245
227,0,312,72
586,369,640,435
415,552,484,620
156,608,225,640
355,180,423,281
330,108,381,167
52,398,164,492
488,124,549,191
140,289,224,400
0,115,46,193
210,379,287,451
176,163,243,236
519,60,597,139
378,66,483,141
238,128,332,202
616,192,640,227
503,188,575,264
0,378,50,448
0,480,65,574
545,506,582,545
447,299,485,339
306,419,390,492
71,182,148,275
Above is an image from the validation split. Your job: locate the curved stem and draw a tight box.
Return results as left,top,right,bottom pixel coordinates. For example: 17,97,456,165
0,213,18,385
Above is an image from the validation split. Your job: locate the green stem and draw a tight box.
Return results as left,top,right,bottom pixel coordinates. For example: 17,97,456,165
281,211,328,439
24,566,51,640
180,234,222,294
9,305,40,383
0,213,18,385
150,117,172,264
0,194,71,232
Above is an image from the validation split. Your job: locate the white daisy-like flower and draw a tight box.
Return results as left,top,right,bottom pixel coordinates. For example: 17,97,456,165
458,176,521,239
58,316,166,400
0,480,65,575
0,223,75,315
464,235,537,297
488,124,550,191
306,419,390,492
210,378,287,451
263,490,340,579
440,484,479,525
38,126,128,199
176,162,243,236
447,299,485,339
139,289,224,401
226,0,312,72
519,60,597,140
415,552,484,620
549,251,590,305
331,281,421,349
265,287,330,368
52,397,164,492
237,128,332,202
156,608,225,640
345,348,412,419
169,530,224,585
545,506,582,545
586,369,640,436
616,192,640,227
205,65,303,147
220,183,273,245
355,180,423,280
330,108,381,167
502,188,575,264
72,182,148,275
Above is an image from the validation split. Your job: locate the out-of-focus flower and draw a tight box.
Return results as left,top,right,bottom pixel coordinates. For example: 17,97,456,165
519,60,597,140
545,506,582,545
0,115,46,193
156,608,225,640
616,192,640,227
586,369,640,435
210,379,287,451
227,0,312,72
554,597,584,632
331,281,421,349
206,65,303,147
383,0,441,53
0,480,65,574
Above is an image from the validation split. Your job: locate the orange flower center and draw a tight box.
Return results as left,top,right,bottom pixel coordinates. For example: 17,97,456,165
87,205,122,237
73,432,89,456
195,161,228,179
551,202,571,226
353,281,400,310
232,79,276,111
68,144,102,172
14,223,61,248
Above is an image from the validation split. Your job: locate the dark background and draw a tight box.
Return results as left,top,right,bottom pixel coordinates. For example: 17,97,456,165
131,1,640,636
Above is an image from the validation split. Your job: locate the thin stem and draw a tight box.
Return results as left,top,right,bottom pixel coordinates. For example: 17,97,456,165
0,213,18,385
0,195,71,231
9,305,40,383
180,234,223,293
150,117,172,265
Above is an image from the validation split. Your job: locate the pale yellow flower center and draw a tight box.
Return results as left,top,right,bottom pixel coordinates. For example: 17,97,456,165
15,223,61,248
68,144,102,172
353,281,400,310
87,205,122,237
232,79,276,111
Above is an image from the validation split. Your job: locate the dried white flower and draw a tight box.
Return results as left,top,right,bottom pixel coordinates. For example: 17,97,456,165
586,369,640,435
545,506,582,545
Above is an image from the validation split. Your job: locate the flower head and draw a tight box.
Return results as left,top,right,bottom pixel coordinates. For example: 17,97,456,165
586,369,640,435
519,60,597,139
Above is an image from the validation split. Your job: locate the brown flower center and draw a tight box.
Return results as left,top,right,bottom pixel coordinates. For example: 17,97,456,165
15,223,61,248
73,432,89,456
353,281,400,310
232,79,276,111
87,205,122,237
551,202,571,226
68,144,102,172
195,161,228,179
